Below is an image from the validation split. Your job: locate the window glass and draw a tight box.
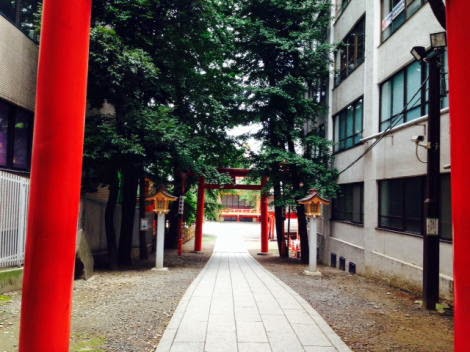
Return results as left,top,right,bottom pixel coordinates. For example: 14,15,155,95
406,61,422,120
441,51,449,109
333,183,363,224
346,107,354,148
0,102,9,166
334,98,363,152
380,180,403,229
380,51,448,131
354,100,363,144
380,81,392,130
403,178,422,232
12,110,32,169
0,100,33,171
392,71,405,116
381,0,426,41
335,16,365,85
440,174,452,241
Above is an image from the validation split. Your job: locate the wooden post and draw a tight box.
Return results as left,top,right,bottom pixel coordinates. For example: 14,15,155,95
260,177,269,254
447,1,470,349
194,177,205,252
19,0,92,350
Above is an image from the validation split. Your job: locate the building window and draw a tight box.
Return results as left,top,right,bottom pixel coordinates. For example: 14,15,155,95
0,0,41,41
0,100,33,171
378,175,452,239
334,98,363,152
381,0,427,41
332,183,363,224
440,173,452,241
335,16,365,85
380,53,449,131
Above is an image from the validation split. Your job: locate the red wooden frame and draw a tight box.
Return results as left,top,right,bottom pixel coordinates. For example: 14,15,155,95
194,170,269,253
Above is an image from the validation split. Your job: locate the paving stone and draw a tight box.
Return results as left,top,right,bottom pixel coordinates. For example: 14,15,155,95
238,342,272,352
237,322,268,343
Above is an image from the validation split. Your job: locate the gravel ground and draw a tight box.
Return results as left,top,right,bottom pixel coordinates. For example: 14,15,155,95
0,223,455,352
245,235,454,352
0,235,215,352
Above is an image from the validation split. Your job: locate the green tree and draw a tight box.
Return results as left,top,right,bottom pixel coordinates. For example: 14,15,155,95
234,0,337,262
85,0,246,265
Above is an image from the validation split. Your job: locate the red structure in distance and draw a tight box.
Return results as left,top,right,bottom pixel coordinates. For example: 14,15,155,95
194,169,269,254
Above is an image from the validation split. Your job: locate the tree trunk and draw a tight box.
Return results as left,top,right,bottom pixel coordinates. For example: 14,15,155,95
118,164,139,266
287,135,309,264
105,168,119,269
166,170,181,249
138,171,148,260
297,205,309,264
273,181,287,257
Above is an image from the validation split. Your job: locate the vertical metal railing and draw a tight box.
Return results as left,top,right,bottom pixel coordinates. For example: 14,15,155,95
0,171,30,267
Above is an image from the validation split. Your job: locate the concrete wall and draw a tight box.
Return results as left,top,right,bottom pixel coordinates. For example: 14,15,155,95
0,15,38,110
81,195,154,255
325,1,453,299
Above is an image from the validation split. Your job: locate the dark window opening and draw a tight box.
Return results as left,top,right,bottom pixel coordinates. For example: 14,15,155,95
334,16,365,85
0,99,33,172
334,98,363,152
332,182,364,224
378,175,452,240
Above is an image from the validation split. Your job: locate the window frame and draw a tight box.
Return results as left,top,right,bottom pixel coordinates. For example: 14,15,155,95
378,175,452,241
334,15,366,86
379,52,449,132
381,0,427,42
333,97,364,152
332,182,364,225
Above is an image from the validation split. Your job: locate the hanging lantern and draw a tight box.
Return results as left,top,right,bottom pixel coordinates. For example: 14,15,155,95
151,185,178,214
297,189,330,218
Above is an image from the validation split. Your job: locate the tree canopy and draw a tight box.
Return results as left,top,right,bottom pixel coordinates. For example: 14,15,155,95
83,0,337,266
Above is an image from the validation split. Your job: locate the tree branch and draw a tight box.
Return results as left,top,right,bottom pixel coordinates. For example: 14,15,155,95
428,0,446,30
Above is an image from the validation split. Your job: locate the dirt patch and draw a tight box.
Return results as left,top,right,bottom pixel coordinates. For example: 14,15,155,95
249,243,454,352
0,235,214,352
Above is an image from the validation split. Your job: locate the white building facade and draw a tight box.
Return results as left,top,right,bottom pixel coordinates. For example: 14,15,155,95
323,0,453,299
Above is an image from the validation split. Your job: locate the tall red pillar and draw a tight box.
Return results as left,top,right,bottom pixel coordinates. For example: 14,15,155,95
260,177,269,254
194,177,205,252
447,2,470,350
18,1,92,351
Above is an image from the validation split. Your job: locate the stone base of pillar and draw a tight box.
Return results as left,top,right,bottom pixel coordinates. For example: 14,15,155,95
257,252,270,256
152,267,169,272
303,269,322,277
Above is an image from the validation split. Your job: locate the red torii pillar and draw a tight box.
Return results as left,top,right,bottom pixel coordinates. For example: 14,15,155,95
447,2,470,350
260,176,269,254
18,0,92,351
194,177,205,252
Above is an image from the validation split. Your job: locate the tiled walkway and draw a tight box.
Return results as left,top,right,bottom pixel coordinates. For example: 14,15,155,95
156,231,352,352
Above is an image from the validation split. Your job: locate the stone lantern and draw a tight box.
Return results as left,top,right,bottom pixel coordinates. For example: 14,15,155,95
298,189,330,276
151,186,177,270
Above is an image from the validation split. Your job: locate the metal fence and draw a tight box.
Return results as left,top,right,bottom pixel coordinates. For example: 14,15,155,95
0,171,30,267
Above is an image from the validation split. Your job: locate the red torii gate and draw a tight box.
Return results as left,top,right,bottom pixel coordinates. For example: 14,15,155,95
15,1,470,351
193,168,269,254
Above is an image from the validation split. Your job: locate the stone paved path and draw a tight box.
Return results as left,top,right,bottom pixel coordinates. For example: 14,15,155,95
156,230,352,352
